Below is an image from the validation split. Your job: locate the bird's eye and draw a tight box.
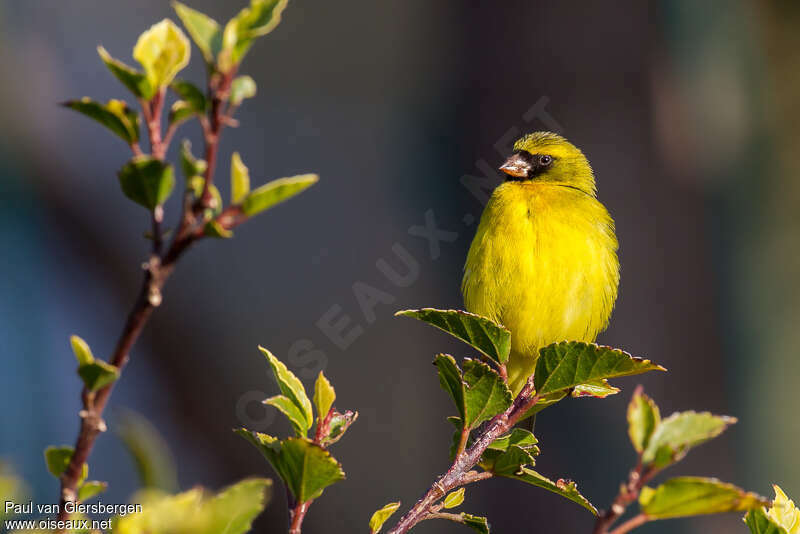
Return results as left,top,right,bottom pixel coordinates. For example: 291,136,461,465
540,155,553,166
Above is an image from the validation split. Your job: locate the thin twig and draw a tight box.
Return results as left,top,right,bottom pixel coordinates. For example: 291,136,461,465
608,514,648,534
289,500,313,534
386,380,540,534
56,75,226,524
592,462,658,534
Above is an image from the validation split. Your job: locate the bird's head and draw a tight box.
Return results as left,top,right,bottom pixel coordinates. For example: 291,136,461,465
499,132,596,196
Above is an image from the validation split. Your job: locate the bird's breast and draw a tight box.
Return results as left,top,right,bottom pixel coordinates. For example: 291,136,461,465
462,182,619,356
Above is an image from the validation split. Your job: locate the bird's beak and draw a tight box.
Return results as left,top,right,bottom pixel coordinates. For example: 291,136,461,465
499,153,530,179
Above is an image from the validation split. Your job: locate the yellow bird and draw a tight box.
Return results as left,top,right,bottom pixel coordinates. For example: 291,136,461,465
462,132,619,394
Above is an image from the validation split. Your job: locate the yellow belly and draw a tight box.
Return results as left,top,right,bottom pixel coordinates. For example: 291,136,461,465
462,182,619,393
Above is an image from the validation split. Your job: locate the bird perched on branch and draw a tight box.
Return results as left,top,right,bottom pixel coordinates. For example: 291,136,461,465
462,132,619,394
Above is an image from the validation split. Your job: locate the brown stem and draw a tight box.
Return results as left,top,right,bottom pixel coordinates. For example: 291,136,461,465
455,426,470,457
198,70,235,211
386,380,539,534
56,80,221,525
592,463,657,534
608,514,648,534
289,500,312,534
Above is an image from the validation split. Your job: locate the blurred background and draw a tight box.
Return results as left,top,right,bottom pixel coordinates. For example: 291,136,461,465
1,0,798,532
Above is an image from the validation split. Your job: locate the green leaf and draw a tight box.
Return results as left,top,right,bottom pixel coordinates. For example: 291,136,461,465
434,354,465,422
112,478,271,534
97,46,154,99
259,346,313,432
746,508,791,534
486,428,539,453
313,371,335,422
443,488,465,509
78,480,107,502
639,477,768,519
499,467,597,515
230,75,257,106
462,514,490,534
434,355,512,430
534,342,665,396
116,410,178,492
44,446,87,485
70,335,94,366
172,2,222,65
763,486,800,533
118,157,175,210
320,410,357,447
169,100,195,127
369,501,401,534
133,19,191,90
78,360,120,392
180,140,207,179
642,411,736,468
628,387,661,453
231,152,251,204
236,431,344,503
203,220,233,239
462,359,512,428
241,174,318,216
572,379,620,398
263,395,311,437
396,309,511,365
483,445,534,476
171,79,206,113
202,478,272,534
221,0,289,67
63,98,140,144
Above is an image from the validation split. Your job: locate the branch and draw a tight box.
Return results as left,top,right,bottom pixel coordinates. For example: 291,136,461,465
386,380,539,534
56,75,229,524
608,514,648,534
592,462,657,534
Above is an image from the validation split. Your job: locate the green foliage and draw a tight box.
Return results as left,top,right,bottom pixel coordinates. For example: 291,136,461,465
97,46,154,99
230,75,257,106
236,431,344,503
179,139,207,178
133,19,191,90
443,488,465,509
221,0,289,68
241,174,319,216
172,2,222,65
461,514,490,533
204,219,233,238
78,360,120,392
170,79,206,126
434,355,512,431
313,371,336,425
63,98,140,144
639,477,767,519
264,395,311,437
500,468,596,515
113,479,271,534
118,157,176,210
70,335,119,392
70,335,94,366
44,446,87,484
396,308,511,365
534,341,665,396
260,346,313,434
744,486,800,534
627,386,660,453
369,501,401,534
77,480,108,502
746,509,791,534
231,152,251,204
116,410,179,492
239,348,353,508
641,410,736,468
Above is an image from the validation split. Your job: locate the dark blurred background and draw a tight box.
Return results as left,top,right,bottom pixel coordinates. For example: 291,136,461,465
2,1,798,532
